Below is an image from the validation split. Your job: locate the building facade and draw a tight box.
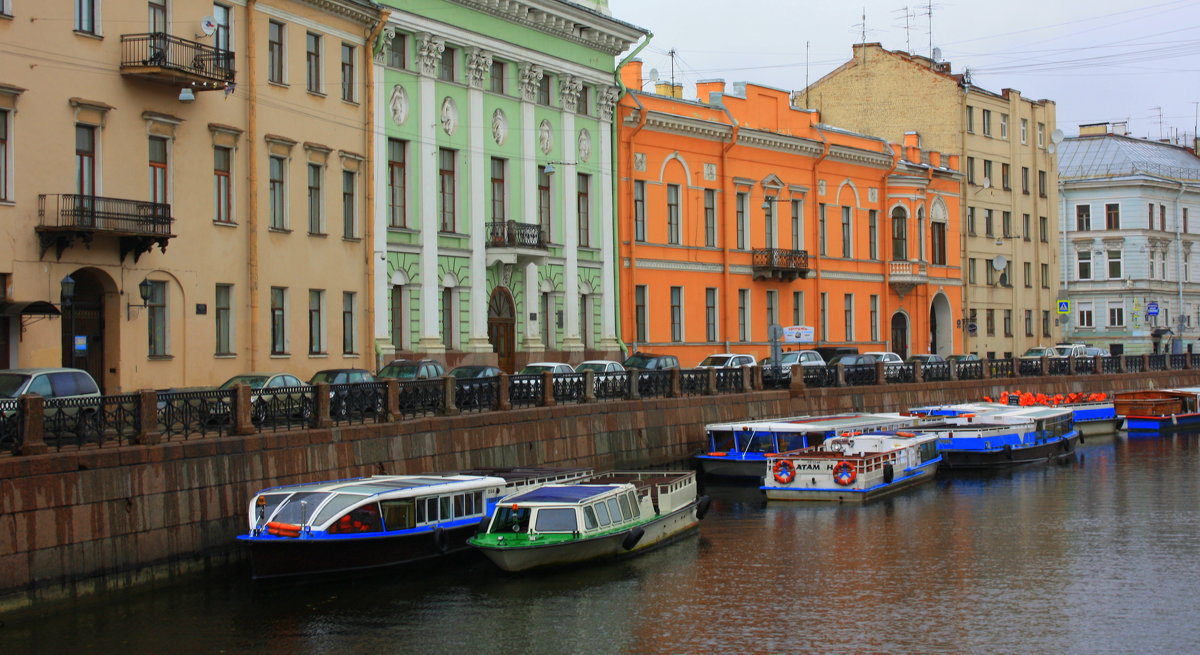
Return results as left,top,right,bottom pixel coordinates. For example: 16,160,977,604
371,0,646,371
0,0,382,392
796,43,1060,358
617,63,963,366
1058,124,1200,355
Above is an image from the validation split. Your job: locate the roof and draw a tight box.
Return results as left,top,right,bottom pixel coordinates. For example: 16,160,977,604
1059,134,1200,182
504,484,620,503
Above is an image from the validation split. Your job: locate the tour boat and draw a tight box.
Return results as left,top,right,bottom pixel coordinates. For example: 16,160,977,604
760,430,941,502
238,467,592,579
1114,387,1200,431
696,413,934,478
915,405,1080,469
468,470,709,572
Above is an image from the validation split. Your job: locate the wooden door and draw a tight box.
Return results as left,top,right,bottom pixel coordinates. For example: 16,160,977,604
488,287,516,373
891,313,909,360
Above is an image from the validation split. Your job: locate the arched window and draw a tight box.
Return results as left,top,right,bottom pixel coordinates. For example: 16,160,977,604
891,207,908,261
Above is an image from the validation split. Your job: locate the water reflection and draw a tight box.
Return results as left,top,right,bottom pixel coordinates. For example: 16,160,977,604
5,431,1200,654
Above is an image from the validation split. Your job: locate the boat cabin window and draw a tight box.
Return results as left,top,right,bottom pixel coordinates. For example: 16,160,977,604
608,497,626,522
454,491,483,517
313,494,368,526
709,430,735,451
582,506,598,529
918,440,938,463
381,499,415,531
441,496,452,521
593,501,611,526
416,496,443,524
736,431,776,453
488,505,532,533
271,492,332,525
328,503,383,534
254,493,291,525
776,433,807,451
617,494,633,520
534,508,578,532
624,492,641,519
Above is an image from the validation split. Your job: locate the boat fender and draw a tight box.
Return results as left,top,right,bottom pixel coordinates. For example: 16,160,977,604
1004,444,1014,460
882,463,894,484
622,527,645,551
1079,433,1085,444
695,495,712,520
433,526,449,554
474,516,491,535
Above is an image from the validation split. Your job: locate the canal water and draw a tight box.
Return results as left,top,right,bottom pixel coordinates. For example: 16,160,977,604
5,430,1200,655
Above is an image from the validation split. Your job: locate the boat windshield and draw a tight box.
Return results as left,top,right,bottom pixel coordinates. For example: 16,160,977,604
534,508,578,532
488,505,532,533
734,430,782,453
708,429,735,451
270,491,333,526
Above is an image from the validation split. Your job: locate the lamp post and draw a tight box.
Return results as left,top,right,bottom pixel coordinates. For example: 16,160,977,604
60,275,76,364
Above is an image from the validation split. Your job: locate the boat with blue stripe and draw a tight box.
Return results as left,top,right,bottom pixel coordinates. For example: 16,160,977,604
760,430,941,502
910,405,1079,469
696,413,934,479
1115,387,1200,432
238,467,592,579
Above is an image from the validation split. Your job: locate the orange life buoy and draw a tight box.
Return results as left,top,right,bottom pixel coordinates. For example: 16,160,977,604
832,460,857,486
896,431,916,437
772,459,796,484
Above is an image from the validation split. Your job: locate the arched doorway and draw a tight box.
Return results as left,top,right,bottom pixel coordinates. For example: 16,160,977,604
929,293,953,356
890,312,909,359
487,287,516,372
61,268,110,391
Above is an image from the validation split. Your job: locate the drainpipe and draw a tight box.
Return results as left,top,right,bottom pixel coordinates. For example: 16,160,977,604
363,12,389,367
246,0,259,371
1175,179,1187,354
720,102,739,353
614,33,651,353
809,123,829,345
1059,179,1069,341
878,139,902,353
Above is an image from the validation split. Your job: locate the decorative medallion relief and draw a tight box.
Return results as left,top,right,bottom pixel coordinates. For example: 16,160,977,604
868,188,878,203
634,153,647,172
704,163,717,181
389,85,409,125
577,128,592,163
818,180,827,196
538,119,553,154
441,97,458,135
491,108,508,146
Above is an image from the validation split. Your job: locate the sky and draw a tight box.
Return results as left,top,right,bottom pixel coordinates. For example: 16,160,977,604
606,0,1200,145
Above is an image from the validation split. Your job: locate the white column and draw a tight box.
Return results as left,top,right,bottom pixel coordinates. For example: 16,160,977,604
519,63,544,350
524,261,542,348
598,86,621,350
465,48,493,353
371,43,392,355
561,76,582,353
416,34,444,354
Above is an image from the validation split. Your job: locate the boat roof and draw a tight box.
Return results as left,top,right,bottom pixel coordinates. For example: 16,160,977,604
504,485,622,504
256,474,504,497
707,413,912,432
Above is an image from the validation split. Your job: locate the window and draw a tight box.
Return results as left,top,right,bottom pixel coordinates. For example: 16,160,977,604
269,155,286,229
841,206,852,258
1160,204,1167,231
578,85,590,115
1000,113,1009,139
214,146,232,223
215,284,233,355
968,258,977,284
670,287,682,342
268,21,285,84
149,136,168,204
983,159,993,186
1001,163,1010,190
793,291,804,326
767,290,778,332
869,295,879,341
270,287,287,355
307,163,323,234
1025,310,1033,337
1003,211,1012,237
634,181,645,241
308,289,325,355
1038,170,1046,197
388,139,406,228
1037,122,1045,147
1020,118,1028,144
439,148,456,232
764,197,775,248
342,170,356,238
891,208,907,260
1024,261,1032,287
537,73,550,105
633,285,648,343
868,209,878,260
213,4,231,55
340,44,355,102
1076,205,1091,231
965,105,974,133
145,2,164,32
705,288,718,342
577,173,590,247
982,109,991,136
666,184,680,245
704,190,717,247
147,281,167,356
0,109,8,201
1041,263,1049,288
818,204,827,255
76,125,96,197
819,293,828,341
76,0,98,33
986,263,995,285
1078,303,1094,328
793,200,805,251
342,292,356,354
738,289,750,341
1004,310,1012,337
736,192,748,249
439,46,455,81
984,209,993,237
490,157,505,222
967,207,976,235
1107,250,1122,279
1185,208,1190,233
986,309,995,336
966,157,975,185
1039,216,1048,242
1023,213,1031,241
490,60,505,93
843,294,854,341
386,32,406,69
306,33,322,93
538,165,551,241
1021,167,1030,194
1078,251,1092,280
1108,302,1124,327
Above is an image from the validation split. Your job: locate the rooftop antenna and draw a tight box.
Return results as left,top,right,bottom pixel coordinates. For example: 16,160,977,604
917,0,937,59
894,6,914,53
668,48,677,89
805,40,810,108
1151,106,1163,140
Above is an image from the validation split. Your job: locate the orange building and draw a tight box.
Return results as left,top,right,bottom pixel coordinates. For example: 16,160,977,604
617,63,963,366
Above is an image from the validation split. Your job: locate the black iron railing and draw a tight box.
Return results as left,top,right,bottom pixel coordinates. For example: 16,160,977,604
252,386,314,431
594,373,629,401
39,194,173,236
398,379,444,417
330,382,386,425
552,373,586,404
0,400,21,454
844,364,877,386
638,370,671,398
120,33,235,83
680,370,709,395
486,221,547,249
158,388,233,438
43,394,139,451
715,369,743,393
509,375,543,408
456,378,499,413
751,248,810,280
922,362,951,382
955,361,984,380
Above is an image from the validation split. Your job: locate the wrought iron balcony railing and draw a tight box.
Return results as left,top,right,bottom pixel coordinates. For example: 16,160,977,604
751,248,810,281
487,221,547,249
37,194,175,262
120,33,235,89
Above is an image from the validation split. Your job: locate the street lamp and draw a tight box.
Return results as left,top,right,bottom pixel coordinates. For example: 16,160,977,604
60,275,77,364
126,278,155,320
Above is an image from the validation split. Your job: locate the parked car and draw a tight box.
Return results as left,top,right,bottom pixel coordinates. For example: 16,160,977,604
761,350,826,369
906,354,946,364
377,358,446,380
947,353,982,363
623,351,680,370
575,360,625,374
1051,343,1088,358
696,353,758,369
0,368,102,436
310,368,379,418
814,346,858,362
518,362,575,375
826,353,879,367
1019,346,1054,359
864,351,904,364
448,365,503,379
1083,347,1110,357
210,372,308,425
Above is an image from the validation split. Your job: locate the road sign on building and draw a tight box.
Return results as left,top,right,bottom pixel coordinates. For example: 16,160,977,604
1147,301,1159,316
1057,300,1070,314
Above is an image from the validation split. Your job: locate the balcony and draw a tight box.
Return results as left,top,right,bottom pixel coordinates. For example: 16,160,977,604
751,248,810,281
120,33,235,90
888,260,928,298
37,194,175,263
485,221,548,265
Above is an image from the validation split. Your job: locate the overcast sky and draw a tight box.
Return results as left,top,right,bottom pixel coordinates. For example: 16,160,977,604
608,0,1200,145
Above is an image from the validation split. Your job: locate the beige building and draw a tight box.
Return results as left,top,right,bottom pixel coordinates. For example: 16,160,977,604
0,0,383,392
796,43,1060,357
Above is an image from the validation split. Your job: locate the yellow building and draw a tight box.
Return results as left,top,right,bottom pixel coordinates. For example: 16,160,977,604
0,0,383,392
797,43,1061,358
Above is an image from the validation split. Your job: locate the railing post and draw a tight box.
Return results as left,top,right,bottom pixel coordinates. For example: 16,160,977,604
788,364,806,396
498,373,512,411
232,383,256,435
313,382,332,429
442,376,460,416
17,394,47,456
949,361,959,381
875,360,888,385
705,368,716,395
836,363,847,387
134,390,162,445
583,370,596,403
542,371,556,406
1140,354,1150,372
1187,352,1195,370
669,368,681,398
913,360,924,383
741,365,753,392
628,368,641,400
1116,355,1126,374
384,378,400,421
1039,356,1049,376
982,359,991,379
1093,355,1102,375
751,365,763,391
1067,355,1077,376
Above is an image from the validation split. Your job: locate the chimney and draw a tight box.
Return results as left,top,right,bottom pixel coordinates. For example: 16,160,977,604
1079,122,1108,137
655,82,673,96
904,132,921,162
946,154,960,171
696,79,726,104
1113,121,1128,136
621,59,643,91
929,151,941,168
673,83,684,99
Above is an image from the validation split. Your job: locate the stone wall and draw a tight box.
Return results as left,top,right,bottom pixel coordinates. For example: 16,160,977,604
1,370,1191,612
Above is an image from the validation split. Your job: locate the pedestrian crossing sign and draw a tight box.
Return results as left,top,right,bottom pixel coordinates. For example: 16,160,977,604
1057,300,1070,314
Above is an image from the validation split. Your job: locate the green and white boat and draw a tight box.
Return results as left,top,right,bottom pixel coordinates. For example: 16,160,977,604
468,470,709,572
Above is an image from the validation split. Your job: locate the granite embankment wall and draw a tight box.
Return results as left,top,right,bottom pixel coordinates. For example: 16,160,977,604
1,370,1193,612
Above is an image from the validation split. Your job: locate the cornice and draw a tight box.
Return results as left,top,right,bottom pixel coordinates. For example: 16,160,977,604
737,129,825,157
445,0,647,56
827,143,892,168
640,110,731,142
294,0,381,26
623,258,724,274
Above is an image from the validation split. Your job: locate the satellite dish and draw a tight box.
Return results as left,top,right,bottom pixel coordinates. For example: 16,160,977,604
200,16,218,36
981,177,991,189
991,255,1007,271
999,272,1009,287
932,47,942,62
1047,143,1056,154
647,68,660,83
1051,128,1065,144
